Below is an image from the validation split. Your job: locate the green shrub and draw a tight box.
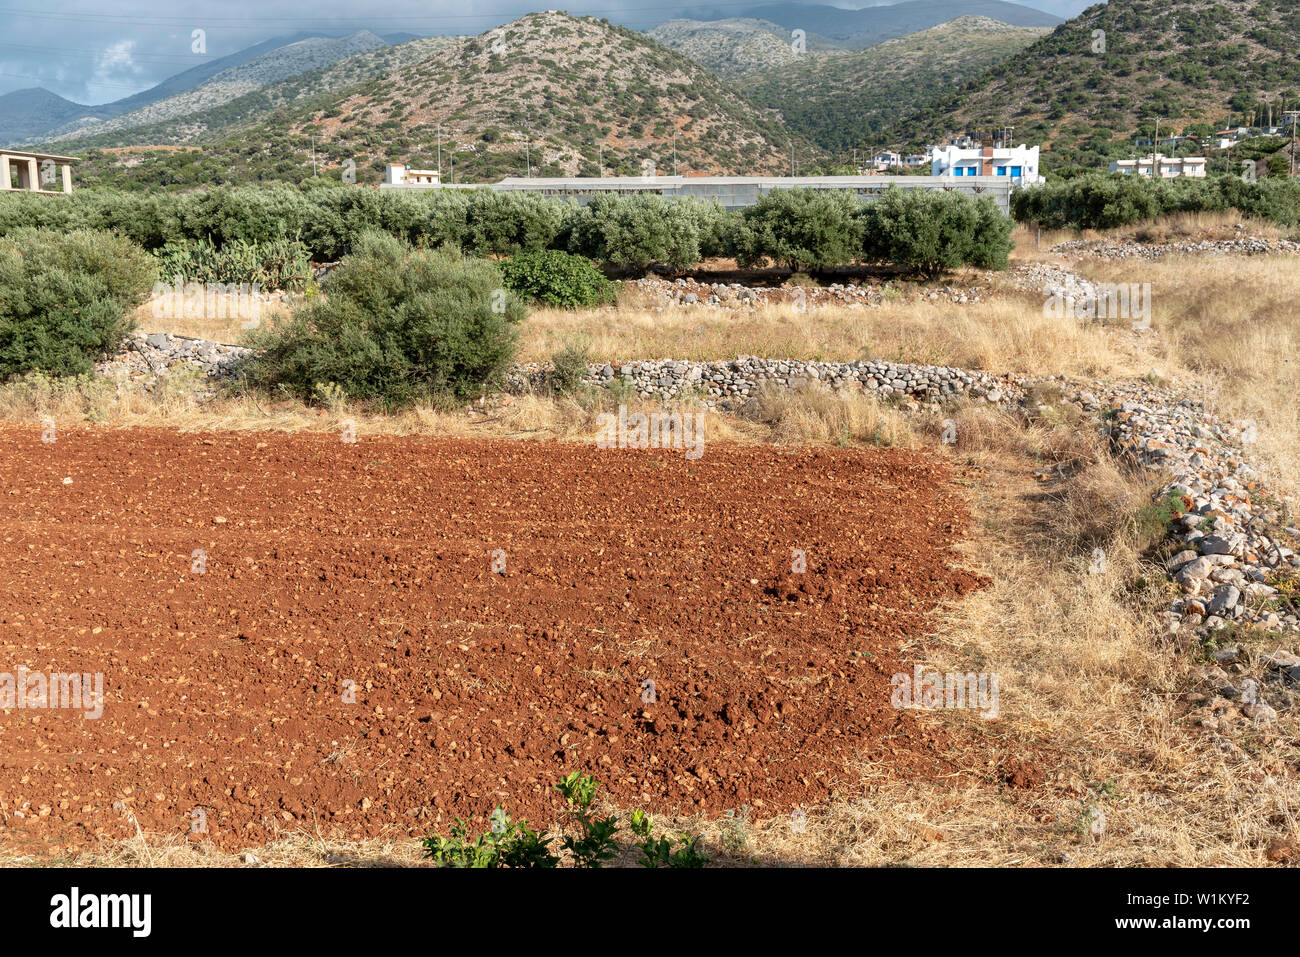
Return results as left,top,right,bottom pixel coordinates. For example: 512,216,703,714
0,228,157,378
862,188,1013,277
567,192,711,270
501,249,613,308
423,774,709,869
463,189,569,257
734,187,864,271
548,338,594,394
243,231,526,407
155,236,312,291
1013,173,1300,230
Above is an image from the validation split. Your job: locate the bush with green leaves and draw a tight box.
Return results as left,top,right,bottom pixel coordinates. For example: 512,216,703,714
0,228,157,378
501,249,614,308
1013,173,1300,230
733,187,864,271
422,773,709,869
862,187,1013,277
567,193,714,270
155,236,312,291
243,231,526,407
463,189,570,257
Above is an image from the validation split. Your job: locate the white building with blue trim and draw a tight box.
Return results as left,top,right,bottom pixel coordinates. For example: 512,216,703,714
930,144,1043,187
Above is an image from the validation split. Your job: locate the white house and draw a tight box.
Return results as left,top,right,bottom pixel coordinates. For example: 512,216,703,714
1109,154,1207,178
385,164,441,186
872,151,903,169
930,144,1042,186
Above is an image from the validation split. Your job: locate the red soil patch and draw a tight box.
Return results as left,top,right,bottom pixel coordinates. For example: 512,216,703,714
0,428,986,854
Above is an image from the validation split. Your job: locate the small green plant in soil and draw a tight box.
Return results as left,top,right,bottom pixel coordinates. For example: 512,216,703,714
423,773,709,868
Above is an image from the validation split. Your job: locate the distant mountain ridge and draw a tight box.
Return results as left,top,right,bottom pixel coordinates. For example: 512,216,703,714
37,33,390,144
670,1,1062,50
52,35,464,149
0,31,345,146
648,18,840,76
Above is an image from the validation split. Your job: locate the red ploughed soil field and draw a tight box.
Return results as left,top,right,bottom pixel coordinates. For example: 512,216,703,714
0,427,987,854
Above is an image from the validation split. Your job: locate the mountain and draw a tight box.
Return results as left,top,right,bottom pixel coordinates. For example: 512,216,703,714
0,32,344,146
39,33,391,143
49,35,463,149
738,16,1049,153
71,12,815,189
879,0,1300,168
669,1,1062,50
0,88,110,146
647,18,841,77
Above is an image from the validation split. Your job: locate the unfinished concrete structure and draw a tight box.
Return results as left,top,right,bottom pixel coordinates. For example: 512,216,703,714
1,149,75,194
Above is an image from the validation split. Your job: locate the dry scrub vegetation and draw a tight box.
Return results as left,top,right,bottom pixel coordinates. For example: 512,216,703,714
3,216,1298,866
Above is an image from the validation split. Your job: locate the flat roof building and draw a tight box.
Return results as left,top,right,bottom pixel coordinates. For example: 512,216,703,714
1109,154,1207,178
379,173,1015,213
1,149,75,194
931,144,1043,186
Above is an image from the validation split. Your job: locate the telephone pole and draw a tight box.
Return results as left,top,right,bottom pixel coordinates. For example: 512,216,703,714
437,124,442,178
1151,117,1160,177
1286,111,1300,177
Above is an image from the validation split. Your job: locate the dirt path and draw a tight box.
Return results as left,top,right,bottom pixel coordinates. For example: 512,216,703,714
0,427,986,854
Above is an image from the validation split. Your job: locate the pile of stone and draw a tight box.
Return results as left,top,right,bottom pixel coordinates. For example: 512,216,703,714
625,276,986,311
1069,379,1300,641
96,333,252,382
1053,236,1300,260
505,356,1025,410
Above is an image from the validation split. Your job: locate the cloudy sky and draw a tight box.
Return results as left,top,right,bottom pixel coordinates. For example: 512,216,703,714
0,0,1100,103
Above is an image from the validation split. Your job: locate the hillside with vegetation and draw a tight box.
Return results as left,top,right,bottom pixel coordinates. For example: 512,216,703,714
40,33,395,144
647,17,839,76
738,16,1048,155
879,0,1300,169
50,35,463,151
68,12,815,189
670,1,1060,50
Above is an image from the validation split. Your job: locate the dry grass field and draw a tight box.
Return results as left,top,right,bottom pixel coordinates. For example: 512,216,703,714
3,216,1298,866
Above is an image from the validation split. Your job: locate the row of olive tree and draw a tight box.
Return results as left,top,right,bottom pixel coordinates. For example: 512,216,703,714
734,187,1013,277
1012,173,1300,230
0,184,1013,277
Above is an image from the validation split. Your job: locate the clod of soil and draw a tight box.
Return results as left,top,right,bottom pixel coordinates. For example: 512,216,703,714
0,427,986,853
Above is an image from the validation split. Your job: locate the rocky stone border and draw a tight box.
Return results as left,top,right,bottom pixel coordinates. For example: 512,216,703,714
626,275,989,311
1053,236,1300,261
505,357,1027,410
1084,380,1299,636
96,332,253,382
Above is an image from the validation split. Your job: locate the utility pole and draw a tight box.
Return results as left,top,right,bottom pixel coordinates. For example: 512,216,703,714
1286,111,1300,177
597,144,603,178
311,135,317,177
437,124,442,178
1152,117,1160,178
673,134,678,176
524,125,531,179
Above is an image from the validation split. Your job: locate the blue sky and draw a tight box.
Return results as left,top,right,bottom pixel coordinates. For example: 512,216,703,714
0,1,1100,103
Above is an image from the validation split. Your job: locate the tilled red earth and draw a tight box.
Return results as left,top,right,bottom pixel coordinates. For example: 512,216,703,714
0,427,987,854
